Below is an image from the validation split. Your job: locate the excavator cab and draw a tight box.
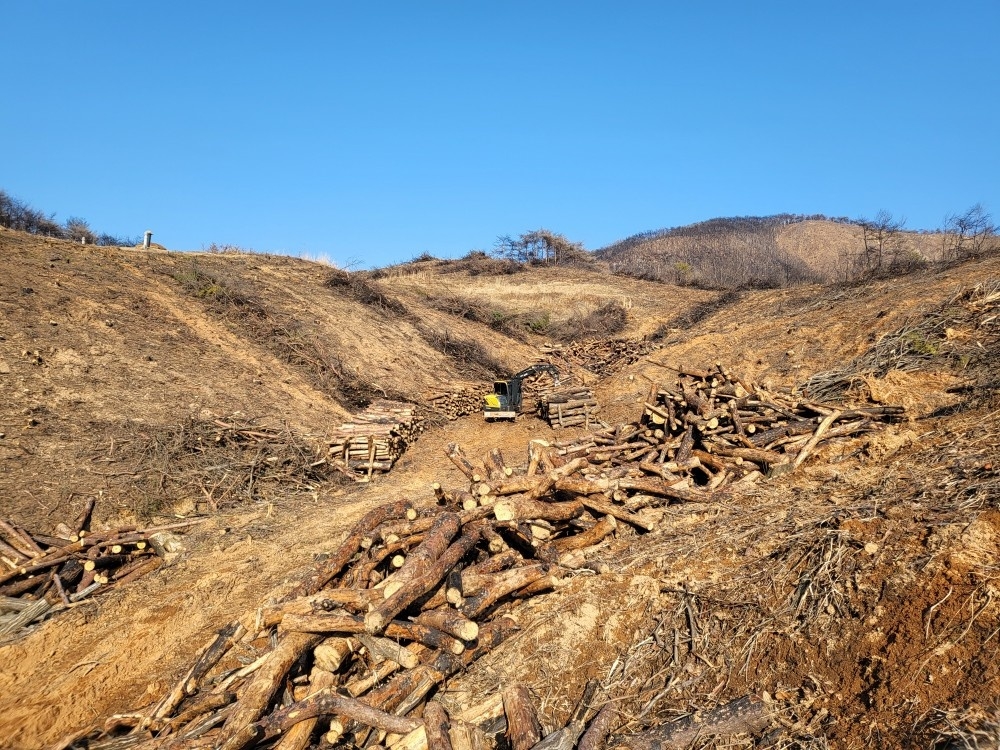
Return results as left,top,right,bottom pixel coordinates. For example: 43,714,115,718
483,364,558,421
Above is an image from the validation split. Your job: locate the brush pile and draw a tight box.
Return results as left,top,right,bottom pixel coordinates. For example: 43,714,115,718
425,385,484,421
0,501,202,644
328,401,422,479
537,388,601,429
539,340,660,376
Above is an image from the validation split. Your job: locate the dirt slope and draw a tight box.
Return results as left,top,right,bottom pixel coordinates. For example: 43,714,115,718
2,226,1000,748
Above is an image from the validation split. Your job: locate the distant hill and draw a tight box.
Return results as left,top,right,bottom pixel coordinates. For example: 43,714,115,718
598,215,945,287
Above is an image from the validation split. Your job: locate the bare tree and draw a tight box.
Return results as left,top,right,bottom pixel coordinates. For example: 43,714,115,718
494,229,588,265
942,204,998,260
855,210,906,277
65,216,96,244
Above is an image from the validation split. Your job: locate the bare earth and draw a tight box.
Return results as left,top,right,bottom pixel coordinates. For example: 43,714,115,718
1,225,999,748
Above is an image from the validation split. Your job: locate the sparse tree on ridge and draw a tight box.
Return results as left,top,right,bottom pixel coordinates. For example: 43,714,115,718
942,203,998,260
493,229,588,265
855,210,906,277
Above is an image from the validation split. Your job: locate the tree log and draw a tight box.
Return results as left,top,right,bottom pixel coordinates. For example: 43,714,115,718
578,703,616,750
553,515,616,554
381,513,461,599
461,564,547,619
272,666,337,750
503,686,542,750
287,500,414,599
493,497,583,524
412,608,479,641
424,702,454,750
366,524,482,634
446,443,480,481
611,695,769,750
221,688,421,750
218,632,322,744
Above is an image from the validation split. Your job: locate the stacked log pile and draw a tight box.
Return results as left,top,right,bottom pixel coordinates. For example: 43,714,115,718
537,388,601,430
426,385,483,421
0,501,202,643
539,340,660,376
329,400,422,479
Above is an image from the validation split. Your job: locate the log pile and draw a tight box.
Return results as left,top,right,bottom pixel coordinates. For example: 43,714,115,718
426,385,484,421
625,363,905,486
537,388,601,430
539,340,660,376
329,400,423,479
0,502,202,643
65,363,904,750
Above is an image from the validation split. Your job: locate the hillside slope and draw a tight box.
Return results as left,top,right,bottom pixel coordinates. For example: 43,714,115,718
600,217,945,286
1,227,999,748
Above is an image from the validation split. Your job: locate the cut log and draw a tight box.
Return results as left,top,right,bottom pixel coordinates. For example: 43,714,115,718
493,497,583,524
365,524,483,634
424,702,454,750
553,515,616,554
221,687,421,750
288,499,414,599
461,564,547,619
503,686,542,750
412,608,479,642
313,637,358,672
217,632,322,744
272,666,337,750
611,695,770,750
381,513,462,599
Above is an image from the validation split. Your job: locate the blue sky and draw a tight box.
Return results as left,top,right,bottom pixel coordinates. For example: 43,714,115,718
2,2,998,266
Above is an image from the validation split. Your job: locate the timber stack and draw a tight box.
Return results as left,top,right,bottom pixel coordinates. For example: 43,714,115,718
328,400,422,479
537,387,601,430
426,384,483,421
0,501,202,643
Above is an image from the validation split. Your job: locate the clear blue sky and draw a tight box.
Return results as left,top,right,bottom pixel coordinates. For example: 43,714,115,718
2,1,998,267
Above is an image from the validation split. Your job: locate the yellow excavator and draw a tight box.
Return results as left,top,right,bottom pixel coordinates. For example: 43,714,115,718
483,364,560,421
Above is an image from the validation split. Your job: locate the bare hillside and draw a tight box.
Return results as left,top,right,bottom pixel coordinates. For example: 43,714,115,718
1,226,999,749
600,216,945,287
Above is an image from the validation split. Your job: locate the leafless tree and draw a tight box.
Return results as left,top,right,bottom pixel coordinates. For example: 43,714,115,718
65,216,96,244
494,229,588,265
855,210,906,276
942,204,998,260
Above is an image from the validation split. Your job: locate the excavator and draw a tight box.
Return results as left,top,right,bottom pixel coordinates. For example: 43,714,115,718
483,363,560,421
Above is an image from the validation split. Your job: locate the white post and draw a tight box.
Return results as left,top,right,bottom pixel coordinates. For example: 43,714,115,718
143,231,152,249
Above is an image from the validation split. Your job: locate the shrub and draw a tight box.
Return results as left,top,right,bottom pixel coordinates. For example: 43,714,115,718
325,270,408,316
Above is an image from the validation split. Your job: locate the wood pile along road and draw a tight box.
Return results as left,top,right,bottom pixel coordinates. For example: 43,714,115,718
538,339,661,376
425,385,484,421
70,365,904,750
328,401,423,480
537,387,601,430
0,499,203,644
